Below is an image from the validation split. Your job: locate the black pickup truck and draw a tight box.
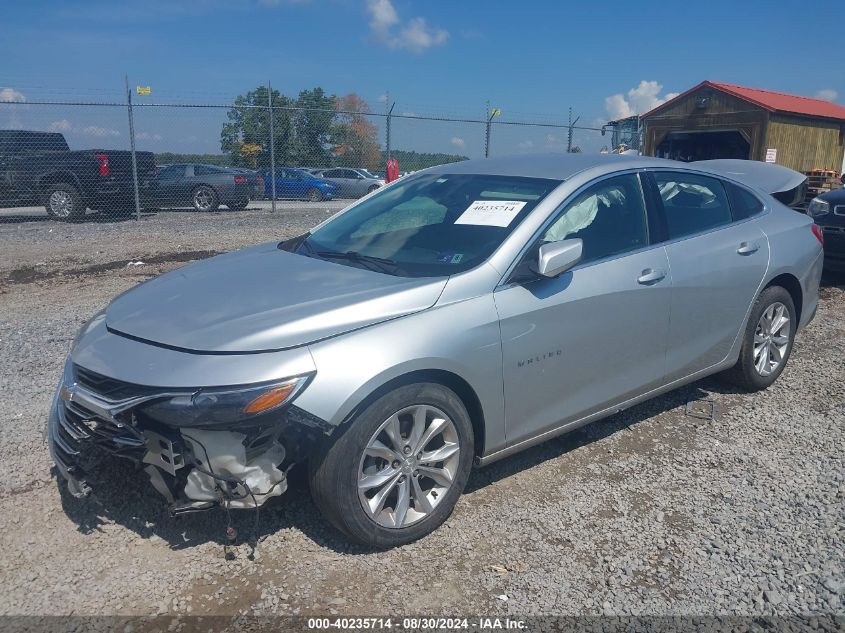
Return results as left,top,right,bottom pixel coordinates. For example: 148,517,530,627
0,130,156,220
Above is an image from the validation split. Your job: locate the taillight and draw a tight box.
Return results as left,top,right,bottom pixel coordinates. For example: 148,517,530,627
234,175,247,184
811,223,824,247
95,153,110,177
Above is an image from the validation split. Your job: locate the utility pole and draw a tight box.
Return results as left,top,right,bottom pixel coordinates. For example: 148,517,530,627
267,81,276,213
125,76,141,221
386,98,395,161
485,101,501,158
567,106,580,153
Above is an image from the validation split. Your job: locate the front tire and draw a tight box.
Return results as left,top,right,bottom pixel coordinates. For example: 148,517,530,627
192,185,219,212
309,383,474,548
44,182,85,221
724,286,796,392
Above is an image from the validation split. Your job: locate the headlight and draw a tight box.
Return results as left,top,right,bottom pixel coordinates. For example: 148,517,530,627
140,375,312,428
71,309,106,351
807,198,830,218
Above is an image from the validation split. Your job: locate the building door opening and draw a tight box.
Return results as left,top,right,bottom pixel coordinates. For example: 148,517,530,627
656,130,750,162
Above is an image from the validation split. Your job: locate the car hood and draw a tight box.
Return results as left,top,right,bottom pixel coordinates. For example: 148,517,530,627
105,242,447,353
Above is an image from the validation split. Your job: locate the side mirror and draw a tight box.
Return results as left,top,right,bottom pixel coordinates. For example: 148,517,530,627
536,239,582,278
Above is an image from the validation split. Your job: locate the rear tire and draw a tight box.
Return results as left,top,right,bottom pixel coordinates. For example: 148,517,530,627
306,188,323,202
367,184,379,194
723,286,796,392
43,183,85,221
192,185,219,212
309,383,474,548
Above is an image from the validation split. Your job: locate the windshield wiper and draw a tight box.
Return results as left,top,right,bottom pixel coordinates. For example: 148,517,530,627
316,250,400,274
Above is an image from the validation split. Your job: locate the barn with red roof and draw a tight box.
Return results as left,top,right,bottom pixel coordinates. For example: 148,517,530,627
641,80,845,174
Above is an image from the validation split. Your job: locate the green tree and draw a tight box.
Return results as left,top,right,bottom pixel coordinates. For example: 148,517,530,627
291,87,336,167
220,86,294,169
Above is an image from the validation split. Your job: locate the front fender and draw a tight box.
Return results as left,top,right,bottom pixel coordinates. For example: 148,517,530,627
295,295,506,457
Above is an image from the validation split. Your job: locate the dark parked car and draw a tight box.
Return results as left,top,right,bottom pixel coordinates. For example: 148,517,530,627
0,130,156,220
260,167,338,201
154,163,262,212
808,188,845,271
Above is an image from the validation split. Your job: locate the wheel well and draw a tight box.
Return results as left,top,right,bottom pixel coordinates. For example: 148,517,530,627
343,369,486,458
765,273,803,323
38,172,82,195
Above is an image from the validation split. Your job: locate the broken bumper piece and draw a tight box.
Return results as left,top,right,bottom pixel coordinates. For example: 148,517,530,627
47,361,327,513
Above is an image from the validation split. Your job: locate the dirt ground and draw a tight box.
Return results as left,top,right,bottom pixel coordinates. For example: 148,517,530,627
0,208,842,621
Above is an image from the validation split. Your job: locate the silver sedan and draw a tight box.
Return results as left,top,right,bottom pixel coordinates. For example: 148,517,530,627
50,154,823,548
313,167,384,198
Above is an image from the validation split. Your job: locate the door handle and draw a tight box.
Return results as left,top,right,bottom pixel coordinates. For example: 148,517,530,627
737,242,760,255
637,268,666,285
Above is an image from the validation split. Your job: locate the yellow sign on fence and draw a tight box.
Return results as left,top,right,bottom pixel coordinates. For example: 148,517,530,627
136,86,151,95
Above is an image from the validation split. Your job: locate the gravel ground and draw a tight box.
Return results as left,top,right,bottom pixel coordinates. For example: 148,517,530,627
0,208,842,620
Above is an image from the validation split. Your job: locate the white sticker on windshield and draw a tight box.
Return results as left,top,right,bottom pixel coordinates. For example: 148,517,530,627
454,200,527,227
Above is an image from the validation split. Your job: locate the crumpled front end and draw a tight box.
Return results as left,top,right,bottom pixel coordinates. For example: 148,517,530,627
47,359,328,514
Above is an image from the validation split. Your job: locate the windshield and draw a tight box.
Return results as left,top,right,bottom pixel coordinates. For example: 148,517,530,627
299,173,560,277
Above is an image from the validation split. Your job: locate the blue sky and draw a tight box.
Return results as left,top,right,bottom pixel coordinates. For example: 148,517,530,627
1,0,843,158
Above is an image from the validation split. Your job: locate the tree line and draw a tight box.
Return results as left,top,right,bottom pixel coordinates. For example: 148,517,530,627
218,86,380,170
214,86,468,171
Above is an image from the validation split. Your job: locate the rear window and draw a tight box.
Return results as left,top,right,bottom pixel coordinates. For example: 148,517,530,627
727,182,764,220
654,172,732,239
0,132,68,154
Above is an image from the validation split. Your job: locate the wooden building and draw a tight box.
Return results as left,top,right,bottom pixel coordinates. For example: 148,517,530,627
641,81,845,173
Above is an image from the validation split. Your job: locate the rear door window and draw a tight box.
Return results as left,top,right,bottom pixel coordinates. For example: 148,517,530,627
654,172,732,239
157,165,184,179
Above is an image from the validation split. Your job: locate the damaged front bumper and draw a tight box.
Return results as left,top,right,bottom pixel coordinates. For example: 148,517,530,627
47,360,329,514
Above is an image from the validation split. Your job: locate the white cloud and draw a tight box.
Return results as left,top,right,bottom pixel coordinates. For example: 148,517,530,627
0,87,25,102
49,119,72,132
450,137,465,149
605,80,678,120
366,0,399,35
377,93,388,104
517,140,534,150
394,17,448,53
83,125,120,138
136,131,163,141
815,89,838,102
401,111,417,117
366,0,448,53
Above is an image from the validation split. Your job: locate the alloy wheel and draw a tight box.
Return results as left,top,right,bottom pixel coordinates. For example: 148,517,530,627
194,188,214,211
358,404,460,529
753,301,791,377
49,190,73,218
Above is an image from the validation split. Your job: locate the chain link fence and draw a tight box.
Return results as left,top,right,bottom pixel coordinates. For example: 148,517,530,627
0,85,609,224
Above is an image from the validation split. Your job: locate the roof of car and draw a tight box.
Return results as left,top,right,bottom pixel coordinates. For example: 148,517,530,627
428,153,682,180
